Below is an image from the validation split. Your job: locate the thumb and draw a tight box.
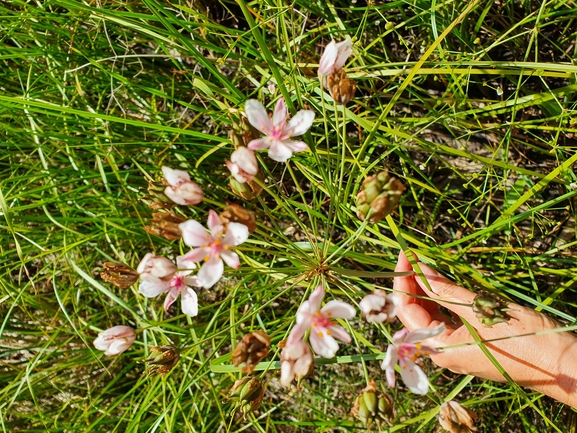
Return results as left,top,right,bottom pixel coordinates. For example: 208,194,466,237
415,263,478,321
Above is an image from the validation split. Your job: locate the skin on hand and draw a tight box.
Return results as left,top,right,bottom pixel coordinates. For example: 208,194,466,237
394,251,577,408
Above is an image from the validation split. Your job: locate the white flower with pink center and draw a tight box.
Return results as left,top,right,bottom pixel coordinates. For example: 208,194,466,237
93,325,136,356
137,254,202,317
381,323,445,395
290,285,355,358
179,210,249,288
245,98,315,163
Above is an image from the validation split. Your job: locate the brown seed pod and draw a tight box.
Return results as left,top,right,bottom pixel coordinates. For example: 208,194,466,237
220,203,256,234
232,330,271,374
326,69,356,105
144,211,186,241
100,262,138,289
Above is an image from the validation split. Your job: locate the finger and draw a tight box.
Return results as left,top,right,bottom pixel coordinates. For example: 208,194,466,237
393,250,421,306
415,263,478,322
397,303,432,331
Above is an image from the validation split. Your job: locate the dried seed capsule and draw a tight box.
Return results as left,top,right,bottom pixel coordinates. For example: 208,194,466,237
220,204,256,234
144,345,180,375
438,400,477,432
228,377,265,418
100,262,138,289
326,69,356,105
144,211,185,241
351,380,394,428
472,293,512,327
232,330,271,374
355,170,406,223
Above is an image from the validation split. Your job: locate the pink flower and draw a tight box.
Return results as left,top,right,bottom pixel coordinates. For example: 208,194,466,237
137,254,202,317
245,98,315,163
226,147,258,183
359,290,400,323
291,285,355,358
93,325,136,356
280,337,313,387
162,166,203,206
381,323,445,395
318,38,353,79
179,210,249,288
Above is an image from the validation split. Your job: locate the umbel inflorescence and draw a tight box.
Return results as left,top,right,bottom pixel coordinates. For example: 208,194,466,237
93,37,487,430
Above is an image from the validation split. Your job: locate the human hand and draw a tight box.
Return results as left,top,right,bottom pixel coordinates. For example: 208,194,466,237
393,251,577,407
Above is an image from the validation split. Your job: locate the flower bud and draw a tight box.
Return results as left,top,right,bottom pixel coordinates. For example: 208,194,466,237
351,380,394,428
143,180,177,210
219,204,256,234
226,147,259,184
100,262,138,289
145,345,180,375
326,69,356,105
232,330,271,374
438,401,477,432
472,293,511,327
359,290,399,323
355,170,405,223
228,377,265,418
137,253,176,281
280,339,314,387
161,166,203,206
93,325,137,356
144,211,185,241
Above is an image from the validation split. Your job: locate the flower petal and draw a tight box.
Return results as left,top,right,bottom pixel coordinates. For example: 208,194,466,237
404,323,446,345
184,276,203,288
220,250,240,269
176,255,196,273
296,300,313,325
223,222,249,247
321,300,355,319
164,186,189,206
287,321,309,345
272,98,288,129
392,328,410,344
182,247,210,263
381,344,398,370
280,360,295,387
162,166,190,186
163,287,180,312
308,285,324,312
245,99,273,135
309,331,339,358
284,110,315,137
180,220,211,247
399,358,429,395
282,139,309,153
333,38,353,71
207,210,223,236
381,345,399,387
248,137,274,150
198,256,224,288
139,278,170,298
318,40,338,76
327,324,351,344
267,141,294,163
180,287,199,317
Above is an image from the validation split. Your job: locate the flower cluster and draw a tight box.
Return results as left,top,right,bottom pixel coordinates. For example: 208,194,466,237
90,36,461,429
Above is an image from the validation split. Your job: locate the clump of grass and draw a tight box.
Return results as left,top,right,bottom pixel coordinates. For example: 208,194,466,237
1,0,577,432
